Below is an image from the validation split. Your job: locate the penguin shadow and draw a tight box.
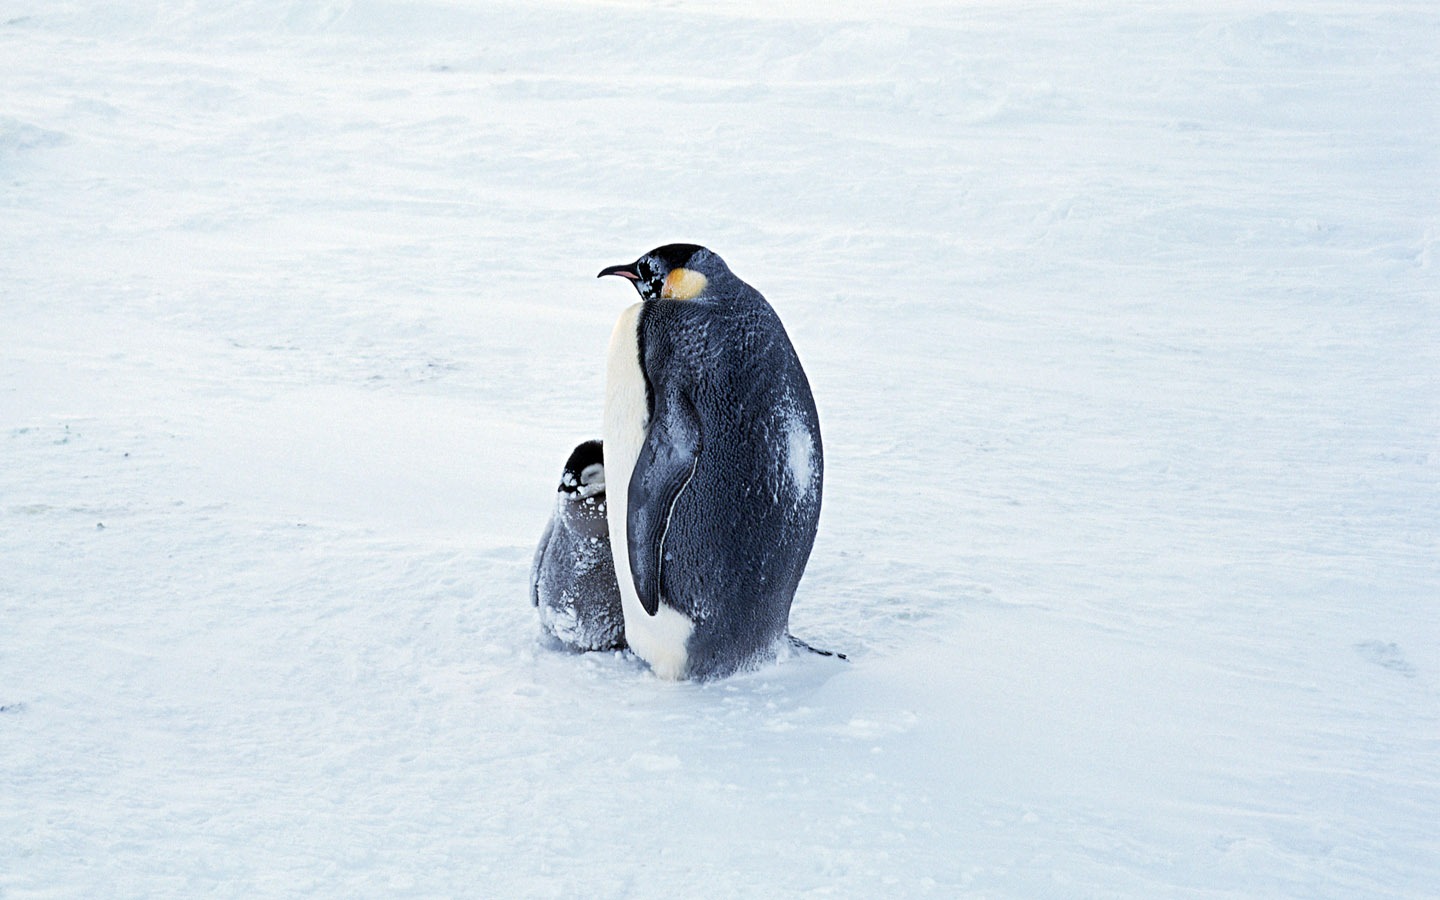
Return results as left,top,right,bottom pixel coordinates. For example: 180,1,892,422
530,438,845,679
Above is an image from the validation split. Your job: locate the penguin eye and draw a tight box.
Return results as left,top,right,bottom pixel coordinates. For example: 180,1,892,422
638,259,666,297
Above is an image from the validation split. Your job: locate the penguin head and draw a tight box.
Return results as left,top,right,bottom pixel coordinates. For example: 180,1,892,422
597,243,726,302
559,439,606,500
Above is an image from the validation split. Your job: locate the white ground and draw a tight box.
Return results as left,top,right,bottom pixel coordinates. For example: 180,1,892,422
3,1,1438,896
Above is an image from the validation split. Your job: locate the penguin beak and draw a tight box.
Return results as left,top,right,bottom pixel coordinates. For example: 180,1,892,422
597,262,641,281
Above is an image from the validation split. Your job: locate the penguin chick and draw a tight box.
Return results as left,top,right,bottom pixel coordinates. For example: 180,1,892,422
530,439,626,652
598,244,824,680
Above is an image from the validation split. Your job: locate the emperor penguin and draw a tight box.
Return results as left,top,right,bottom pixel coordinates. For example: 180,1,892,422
530,439,626,652
598,244,824,680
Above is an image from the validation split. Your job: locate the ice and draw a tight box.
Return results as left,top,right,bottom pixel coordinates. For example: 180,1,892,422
3,1,1437,896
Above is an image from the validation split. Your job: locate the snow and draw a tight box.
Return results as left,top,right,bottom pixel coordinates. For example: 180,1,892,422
784,408,817,499
3,0,1438,896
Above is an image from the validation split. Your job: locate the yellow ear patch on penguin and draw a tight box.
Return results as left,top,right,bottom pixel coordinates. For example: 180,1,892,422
661,268,707,301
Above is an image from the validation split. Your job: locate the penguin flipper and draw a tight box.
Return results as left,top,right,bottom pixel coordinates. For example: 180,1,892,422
627,392,702,617
530,515,555,608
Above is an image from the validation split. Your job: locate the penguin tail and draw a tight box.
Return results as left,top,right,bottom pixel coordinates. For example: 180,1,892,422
787,634,848,661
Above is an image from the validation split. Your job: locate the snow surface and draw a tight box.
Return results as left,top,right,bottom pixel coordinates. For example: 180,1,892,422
3,1,1438,896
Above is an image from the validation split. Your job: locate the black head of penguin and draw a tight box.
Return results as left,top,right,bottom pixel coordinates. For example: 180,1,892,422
596,243,727,304
556,439,609,541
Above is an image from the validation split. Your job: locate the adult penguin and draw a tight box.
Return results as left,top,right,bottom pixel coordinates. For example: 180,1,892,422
598,244,824,680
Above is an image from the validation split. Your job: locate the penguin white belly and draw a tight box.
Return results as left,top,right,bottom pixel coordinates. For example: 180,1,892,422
604,302,694,680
